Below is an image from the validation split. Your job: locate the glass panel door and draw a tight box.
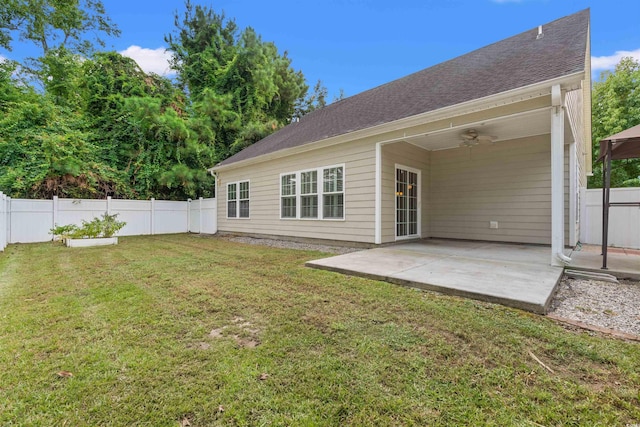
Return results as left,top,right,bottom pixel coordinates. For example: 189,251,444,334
396,167,419,239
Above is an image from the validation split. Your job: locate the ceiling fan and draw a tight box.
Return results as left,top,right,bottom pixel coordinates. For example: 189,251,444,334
459,129,497,147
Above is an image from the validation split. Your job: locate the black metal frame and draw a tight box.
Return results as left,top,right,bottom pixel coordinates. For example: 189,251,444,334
600,140,640,269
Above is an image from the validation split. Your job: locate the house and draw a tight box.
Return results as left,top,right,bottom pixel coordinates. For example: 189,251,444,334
209,9,592,267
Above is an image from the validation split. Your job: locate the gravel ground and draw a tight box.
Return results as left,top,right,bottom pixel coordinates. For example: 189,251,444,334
222,236,640,337
549,276,640,336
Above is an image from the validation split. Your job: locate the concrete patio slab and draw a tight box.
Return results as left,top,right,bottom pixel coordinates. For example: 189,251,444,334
568,245,640,280
307,240,564,314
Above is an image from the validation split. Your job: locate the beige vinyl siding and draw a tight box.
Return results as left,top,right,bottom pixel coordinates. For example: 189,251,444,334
217,138,376,243
429,134,570,245
380,142,430,243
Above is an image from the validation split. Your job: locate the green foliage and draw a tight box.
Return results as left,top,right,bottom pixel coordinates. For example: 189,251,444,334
0,0,120,55
589,57,640,188
0,1,323,200
50,212,126,240
0,89,127,198
165,1,309,158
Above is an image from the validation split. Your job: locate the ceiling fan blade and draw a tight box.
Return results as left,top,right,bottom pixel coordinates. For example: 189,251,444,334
476,135,497,143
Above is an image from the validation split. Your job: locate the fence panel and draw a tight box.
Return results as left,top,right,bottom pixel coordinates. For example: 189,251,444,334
189,199,200,234
154,200,189,235
110,199,153,236
57,198,108,228
10,199,54,243
200,198,217,234
581,188,640,249
2,196,217,245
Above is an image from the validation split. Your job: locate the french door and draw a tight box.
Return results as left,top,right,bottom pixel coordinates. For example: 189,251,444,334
395,165,420,240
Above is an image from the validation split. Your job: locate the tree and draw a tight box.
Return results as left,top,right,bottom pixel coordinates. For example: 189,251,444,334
589,57,640,188
295,79,328,118
0,90,126,199
0,0,119,56
165,1,308,159
79,51,216,199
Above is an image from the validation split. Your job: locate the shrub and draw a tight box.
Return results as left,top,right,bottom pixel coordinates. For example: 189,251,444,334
51,213,126,241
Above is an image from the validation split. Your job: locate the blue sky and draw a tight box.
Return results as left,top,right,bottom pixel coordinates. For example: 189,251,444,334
3,0,640,100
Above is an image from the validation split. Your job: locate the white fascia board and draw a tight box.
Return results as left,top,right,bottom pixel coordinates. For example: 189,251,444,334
209,72,585,173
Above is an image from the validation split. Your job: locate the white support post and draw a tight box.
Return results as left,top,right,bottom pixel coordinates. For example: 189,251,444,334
374,142,382,244
106,196,112,215
199,197,203,234
150,198,155,235
52,195,59,241
551,84,567,266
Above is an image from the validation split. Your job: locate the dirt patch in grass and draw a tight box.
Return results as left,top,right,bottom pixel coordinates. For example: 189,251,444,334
206,316,262,349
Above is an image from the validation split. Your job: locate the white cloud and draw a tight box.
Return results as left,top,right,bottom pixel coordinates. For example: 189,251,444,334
0,54,6,63
592,49,640,71
119,45,175,76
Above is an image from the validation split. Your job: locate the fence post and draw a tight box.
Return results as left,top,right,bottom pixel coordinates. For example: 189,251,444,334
187,199,191,233
0,192,5,251
106,196,112,215
199,197,203,234
150,198,155,235
7,196,11,244
52,195,59,241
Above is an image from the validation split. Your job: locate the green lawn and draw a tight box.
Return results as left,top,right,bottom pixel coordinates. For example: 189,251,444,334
0,234,638,426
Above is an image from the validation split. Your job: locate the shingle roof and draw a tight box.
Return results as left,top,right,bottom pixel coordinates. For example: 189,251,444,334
216,9,589,167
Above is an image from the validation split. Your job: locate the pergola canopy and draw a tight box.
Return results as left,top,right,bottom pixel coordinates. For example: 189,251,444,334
599,123,640,269
598,123,640,161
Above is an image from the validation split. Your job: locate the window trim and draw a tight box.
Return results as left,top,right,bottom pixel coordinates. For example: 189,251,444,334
279,164,345,221
227,179,250,219
300,170,319,219
279,173,297,219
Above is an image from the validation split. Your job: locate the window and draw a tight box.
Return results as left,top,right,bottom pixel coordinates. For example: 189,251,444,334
227,180,249,218
300,170,318,218
281,174,296,218
239,181,250,218
322,167,344,219
280,165,344,220
227,183,237,218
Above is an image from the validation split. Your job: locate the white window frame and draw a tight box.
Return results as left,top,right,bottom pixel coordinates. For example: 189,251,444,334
279,164,345,221
280,173,297,219
300,170,319,219
227,180,250,219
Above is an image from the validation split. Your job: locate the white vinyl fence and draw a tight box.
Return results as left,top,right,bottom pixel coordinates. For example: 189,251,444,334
0,195,217,248
580,187,640,249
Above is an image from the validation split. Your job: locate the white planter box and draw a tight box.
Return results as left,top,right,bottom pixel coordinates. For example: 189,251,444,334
66,237,118,248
